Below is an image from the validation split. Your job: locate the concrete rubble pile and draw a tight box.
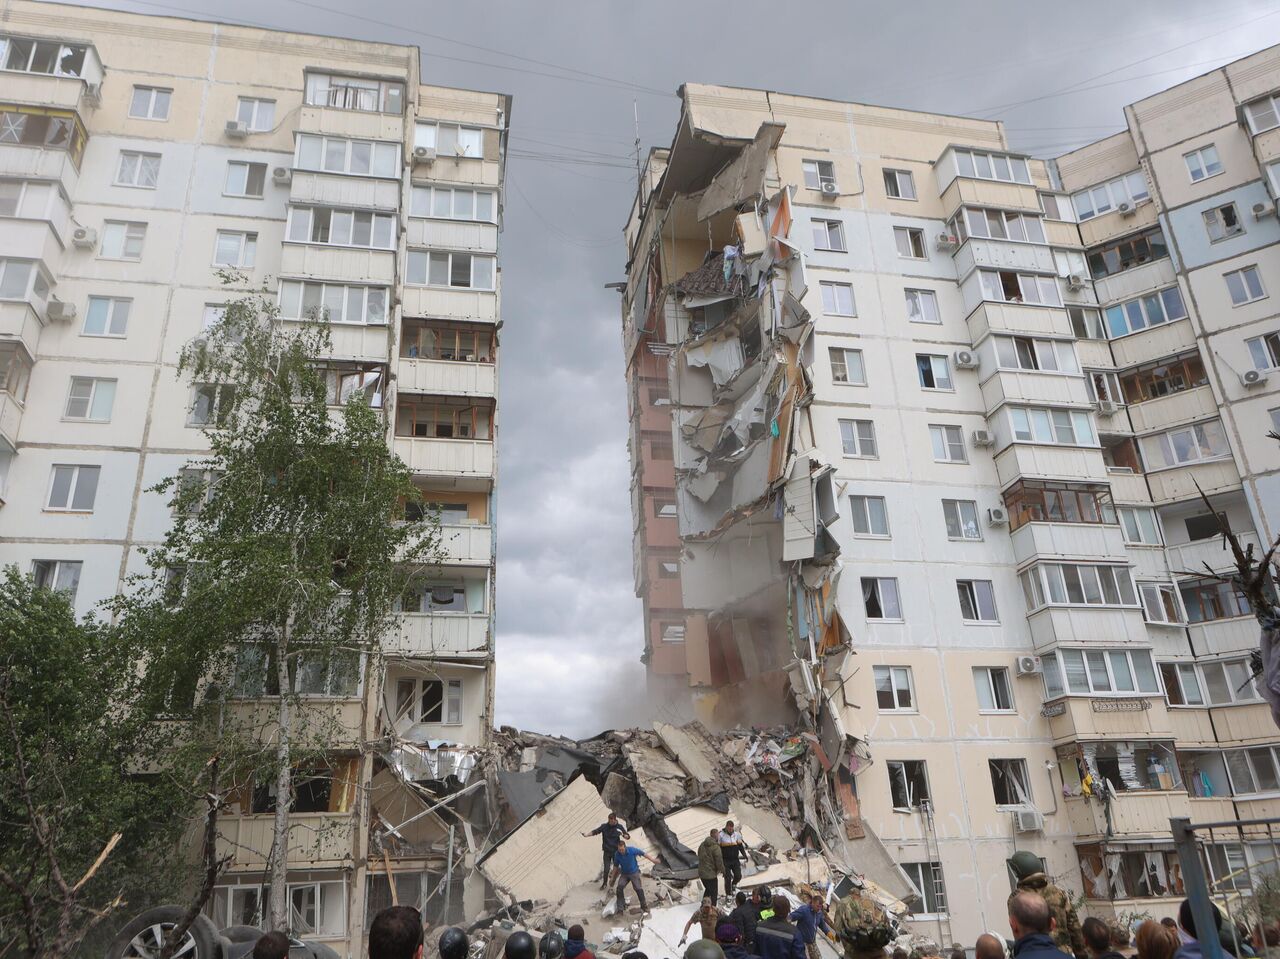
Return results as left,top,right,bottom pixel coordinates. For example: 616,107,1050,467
415,719,922,959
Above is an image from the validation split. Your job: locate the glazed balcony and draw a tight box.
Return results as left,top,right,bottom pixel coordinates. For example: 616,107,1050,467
1145,459,1242,505
216,811,354,868
1043,696,1174,743
279,244,396,285
397,355,495,399
1064,790,1190,840
1010,521,1129,566
1126,385,1218,435
939,177,1040,218
995,443,1109,487
386,612,489,658
1077,199,1161,249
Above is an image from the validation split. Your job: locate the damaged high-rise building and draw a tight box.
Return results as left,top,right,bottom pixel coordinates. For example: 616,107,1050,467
622,51,1280,943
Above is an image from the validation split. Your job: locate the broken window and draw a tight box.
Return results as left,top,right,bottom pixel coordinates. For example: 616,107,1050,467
883,169,916,200
819,281,855,316
942,499,981,540
1070,307,1106,339
31,559,81,601
988,758,1032,806
1159,662,1205,707
1087,226,1168,279
812,219,846,252
397,399,493,440
957,580,998,622
974,667,1013,711
849,495,889,537
398,581,469,613
874,665,914,710
306,72,403,113
905,288,940,324
1120,352,1205,402
661,623,686,642
929,424,966,463
224,161,267,198
916,354,952,390
901,861,947,915
862,578,902,621
653,498,677,519
1038,193,1070,220
287,881,346,937
1084,741,1180,792
894,226,926,259
416,121,483,157
979,269,1062,306
396,678,464,725
803,159,837,191
189,383,236,427
887,760,930,809
1203,203,1243,242
829,348,866,386
1184,512,1229,542
318,364,385,408
839,419,877,458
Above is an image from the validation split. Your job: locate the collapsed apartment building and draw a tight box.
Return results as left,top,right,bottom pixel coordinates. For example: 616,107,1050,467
621,65,1280,945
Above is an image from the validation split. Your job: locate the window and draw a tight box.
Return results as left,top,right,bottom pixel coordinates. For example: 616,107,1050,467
953,149,1031,185
894,226,926,259
1140,583,1183,625
1008,407,1096,447
1223,750,1280,799
803,159,837,190
115,151,160,189
657,561,679,578
319,364,385,408
46,464,99,511
979,269,1062,306
943,499,981,540
0,345,31,401
1245,93,1280,134
1204,203,1244,243
1003,481,1116,530
1184,145,1223,182
929,424,966,463
1071,171,1150,221
901,862,947,916
99,221,146,260
1121,354,1206,403
887,760,929,809
974,667,1014,711
175,467,220,517
1019,563,1138,609
1118,507,1161,545
1164,657,1259,707
952,207,1046,244
189,383,236,427
224,161,266,198
285,881,345,937
278,281,388,325
849,495,889,537
415,122,484,158
989,759,1032,806
64,377,115,422
993,336,1079,374
397,678,463,725
819,281,855,316
0,259,39,300
409,186,497,222
654,498,677,519
916,354,952,390
1185,512,1228,541
236,97,275,131
1103,285,1187,338
0,106,87,166
1087,227,1168,279
812,219,846,252
905,288,940,324
0,37,87,76
1180,578,1250,624
129,86,170,120
31,560,81,600
957,580,998,622
1227,266,1266,306
1069,307,1107,340
862,577,902,620
1141,419,1230,468
1041,650,1159,699
406,251,496,290
1159,662,1206,706
839,419,877,458
883,169,916,199
294,134,399,177
214,231,256,267
83,296,129,337
1038,193,1071,221
661,623,686,642
401,322,494,362
1247,332,1280,370
287,207,395,249
305,72,403,114
874,665,914,710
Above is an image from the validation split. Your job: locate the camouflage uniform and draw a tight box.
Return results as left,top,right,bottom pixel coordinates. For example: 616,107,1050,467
1007,873,1085,958
831,894,892,959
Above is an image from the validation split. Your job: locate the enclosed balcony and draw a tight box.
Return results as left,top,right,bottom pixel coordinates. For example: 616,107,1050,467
386,572,489,659
0,104,87,172
1,35,103,108
994,443,1109,487
401,270,500,325
0,341,32,451
398,319,496,399
393,396,495,482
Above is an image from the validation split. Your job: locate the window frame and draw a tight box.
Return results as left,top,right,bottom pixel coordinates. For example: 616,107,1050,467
1103,285,1188,339
848,494,890,538
883,169,916,200
129,85,171,121
1184,144,1223,183
82,296,130,337
99,220,147,260
293,133,400,178
1007,406,1097,447
905,287,941,324
988,758,1033,808
236,97,276,132
1245,93,1280,135
974,666,1015,713
873,665,915,712
45,463,100,512
928,423,967,463
277,281,389,326
957,579,999,623
893,225,927,259
213,230,257,268
942,498,982,541
819,280,856,316
1071,170,1150,221
1227,266,1267,306
886,759,930,810
63,376,116,423
1019,562,1139,611
862,577,903,622
1086,226,1168,279
188,382,236,428
408,185,498,223
1203,202,1244,243
953,149,1032,185
30,559,82,600
405,250,497,291
811,218,847,252
1139,582,1184,625
286,206,396,250
916,353,954,391
803,159,837,191
839,418,878,458
114,150,161,189
901,861,948,917
223,161,267,199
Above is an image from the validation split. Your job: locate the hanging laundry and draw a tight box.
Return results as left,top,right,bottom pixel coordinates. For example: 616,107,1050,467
722,245,739,282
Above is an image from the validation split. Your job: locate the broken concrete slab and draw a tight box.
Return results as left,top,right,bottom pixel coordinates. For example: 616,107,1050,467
728,800,794,852
663,805,763,854
621,740,688,814
737,854,830,890
696,122,785,222
636,902,701,958
654,722,717,785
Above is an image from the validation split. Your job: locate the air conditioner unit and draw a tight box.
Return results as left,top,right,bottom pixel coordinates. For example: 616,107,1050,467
83,82,102,107
1094,399,1119,416
936,232,959,251
1254,201,1276,220
1117,201,1135,217
225,120,249,139
413,146,437,164
72,227,97,249
271,167,292,185
1067,274,1086,291
46,301,76,322
972,429,995,448
1241,368,1269,388
988,506,1010,527
1014,809,1045,833
820,181,839,199
1015,655,1043,677
953,349,979,370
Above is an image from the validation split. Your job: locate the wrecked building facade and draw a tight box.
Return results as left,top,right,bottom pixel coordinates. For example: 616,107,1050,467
623,65,1280,943
0,2,505,952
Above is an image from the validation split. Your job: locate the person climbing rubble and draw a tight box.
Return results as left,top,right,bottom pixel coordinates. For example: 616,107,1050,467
831,888,894,959
1006,851,1085,959
682,897,727,947
698,828,725,902
791,894,837,959
583,812,631,889
719,820,746,894
609,838,658,915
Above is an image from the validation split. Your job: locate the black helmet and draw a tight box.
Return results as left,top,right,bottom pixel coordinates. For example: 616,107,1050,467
505,932,537,959
540,933,565,959
440,927,469,959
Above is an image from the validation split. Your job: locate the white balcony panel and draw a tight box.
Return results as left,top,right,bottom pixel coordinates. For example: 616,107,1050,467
1065,791,1189,840
1010,522,1129,566
1075,340,1116,370
1106,471,1151,503
298,106,406,141
1128,545,1172,580
411,157,500,188
1145,459,1241,504
0,145,79,192
306,321,390,363
394,436,494,479
0,302,44,359
1092,258,1178,309
279,244,395,285
980,370,1092,412
1168,531,1258,576
1109,317,1197,369
995,444,1109,487
0,393,23,452
1047,696,1175,745
954,238,1058,280
6,72,87,111
217,812,354,867
1027,606,1150,646
1188,616,1261,657
288,171,401,211
407,218,498,254
388,613,489,657
940,178,1041,216
0,218,63,272
1077,199,1161,249
966,302,1074,342
397,357,495,397
439,523,492,565
401,285,499,323
1127,386,1218,434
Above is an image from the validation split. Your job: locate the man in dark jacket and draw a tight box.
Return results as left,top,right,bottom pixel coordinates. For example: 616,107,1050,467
755,896,806,959
1082,918,1123,959
1009,891,1072,959
583,813,630,889
729,892,759,950
716,922,753,959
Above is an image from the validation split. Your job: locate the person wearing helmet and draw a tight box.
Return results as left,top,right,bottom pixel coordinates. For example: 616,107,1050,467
540,932,566,959
756,895,806,959
685,939,726,959
505,931,538,959
439,928,469,959
1006,852,1085,959
830,889,893,959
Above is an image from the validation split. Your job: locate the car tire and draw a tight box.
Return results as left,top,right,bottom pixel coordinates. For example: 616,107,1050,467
222,926,267,944
106,905,221,959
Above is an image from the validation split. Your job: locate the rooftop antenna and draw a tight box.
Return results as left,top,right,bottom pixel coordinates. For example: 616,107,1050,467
634,99,642,193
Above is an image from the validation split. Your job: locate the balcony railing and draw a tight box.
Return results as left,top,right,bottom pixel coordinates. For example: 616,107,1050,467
397,356,496,398
216,811,354,867
1126,386,1218,435
386,612,489,658
1064,790,1190,838
393,436,495,479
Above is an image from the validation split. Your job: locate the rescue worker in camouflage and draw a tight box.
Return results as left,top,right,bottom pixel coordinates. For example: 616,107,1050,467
1006,851,1086,959
831,890,893,959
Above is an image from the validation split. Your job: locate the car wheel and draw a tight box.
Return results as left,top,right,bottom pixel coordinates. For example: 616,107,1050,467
222,926,267,944
106,905,221,959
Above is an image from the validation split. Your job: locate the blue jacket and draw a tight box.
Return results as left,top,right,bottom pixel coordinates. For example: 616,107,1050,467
754,918,805,959
1013,933,1073,959
787,906,830,945
1176,939,1236,959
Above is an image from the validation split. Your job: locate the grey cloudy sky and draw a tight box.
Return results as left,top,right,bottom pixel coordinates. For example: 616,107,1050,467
83,0,1280,736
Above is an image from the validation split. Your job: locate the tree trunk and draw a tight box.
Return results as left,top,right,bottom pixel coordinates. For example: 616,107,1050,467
269,629,293,931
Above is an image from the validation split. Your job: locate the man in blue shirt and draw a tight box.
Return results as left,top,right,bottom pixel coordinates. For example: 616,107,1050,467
582,813,630,888
609,839,658,915
790,895,836,959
